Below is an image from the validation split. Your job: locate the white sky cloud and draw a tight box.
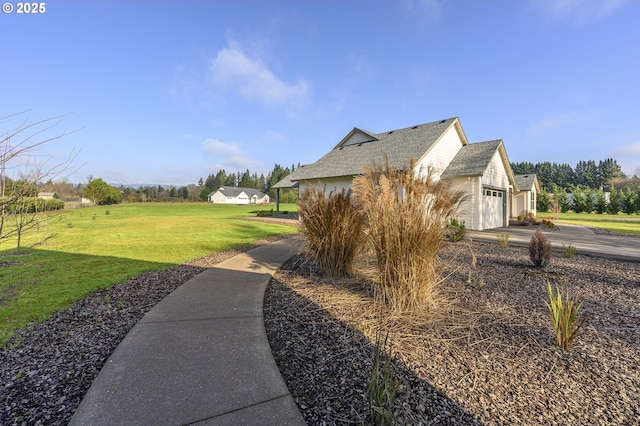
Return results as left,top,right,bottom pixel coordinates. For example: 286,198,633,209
613,141,640,156
528,111,581,135
532,0,627,24
201,138,262,172
210,40,310,110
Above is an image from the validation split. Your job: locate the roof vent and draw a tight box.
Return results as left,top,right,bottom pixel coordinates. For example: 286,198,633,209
388,131,394,134
412,125,418,129
440,119,446,123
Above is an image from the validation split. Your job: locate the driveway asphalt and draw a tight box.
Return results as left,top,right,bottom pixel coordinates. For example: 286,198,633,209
70,236,306,426
468,223,639,262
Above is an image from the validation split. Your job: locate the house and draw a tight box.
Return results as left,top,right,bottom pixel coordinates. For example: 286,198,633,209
513,174,541,217
208,186,270,205
276,117,522,230
37,192,58,200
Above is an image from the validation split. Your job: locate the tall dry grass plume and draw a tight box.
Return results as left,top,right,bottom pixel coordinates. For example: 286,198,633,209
351,157,467,312
298,186,364,277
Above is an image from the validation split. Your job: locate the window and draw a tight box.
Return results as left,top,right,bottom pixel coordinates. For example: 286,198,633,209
530,192,536,211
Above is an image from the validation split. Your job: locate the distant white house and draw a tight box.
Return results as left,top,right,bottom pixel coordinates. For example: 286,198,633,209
513,174,541,217
37,192,58,200
208,186,270,205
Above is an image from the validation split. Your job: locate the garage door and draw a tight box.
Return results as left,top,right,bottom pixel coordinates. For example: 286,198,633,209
483,189,504,229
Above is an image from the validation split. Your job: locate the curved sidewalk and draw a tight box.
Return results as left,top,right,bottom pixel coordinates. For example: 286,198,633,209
70,236,306,426
468,223,639,262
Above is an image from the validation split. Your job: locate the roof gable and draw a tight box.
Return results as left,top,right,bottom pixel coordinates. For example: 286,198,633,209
214,186,268,198
441,139,517,188
292,117,465,181
514,174,540,192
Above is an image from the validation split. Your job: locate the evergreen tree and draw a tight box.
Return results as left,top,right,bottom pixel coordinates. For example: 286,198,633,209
575,160,598,188
607,187,621,214
598,158,625,188
536,188,550,212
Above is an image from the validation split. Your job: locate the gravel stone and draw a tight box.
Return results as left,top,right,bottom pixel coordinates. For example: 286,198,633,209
264,241,640,425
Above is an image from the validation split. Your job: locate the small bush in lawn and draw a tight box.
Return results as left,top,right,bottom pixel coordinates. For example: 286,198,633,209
562,242,576,258
447,217,466,242
546,281,585,351
496,233,509,248
352,157,466,312
298,186,364,277
529,228,552,267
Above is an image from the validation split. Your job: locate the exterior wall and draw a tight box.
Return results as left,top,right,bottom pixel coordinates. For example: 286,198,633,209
298,177,354,194
447,177,480,230
343,131,376,146
416,125,464,179
209,191,227,203
512,187,537,217
479,151,511,228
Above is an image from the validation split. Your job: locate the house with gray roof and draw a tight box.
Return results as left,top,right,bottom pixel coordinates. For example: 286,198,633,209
513,174,541,217
208,186,270,205
276,117,525,230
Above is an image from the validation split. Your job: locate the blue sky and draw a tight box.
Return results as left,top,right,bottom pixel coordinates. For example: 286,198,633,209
2,0,639,186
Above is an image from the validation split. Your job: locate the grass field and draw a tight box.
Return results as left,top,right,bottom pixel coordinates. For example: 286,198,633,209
0,203,298,345
543,211,640,236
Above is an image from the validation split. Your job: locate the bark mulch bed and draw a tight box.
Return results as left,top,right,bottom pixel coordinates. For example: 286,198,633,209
264,241,639,425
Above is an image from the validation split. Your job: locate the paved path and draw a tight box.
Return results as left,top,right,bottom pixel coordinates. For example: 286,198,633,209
70,236,306,426
468,223,639,262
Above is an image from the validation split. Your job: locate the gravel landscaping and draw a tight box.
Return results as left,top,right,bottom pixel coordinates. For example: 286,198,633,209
264,241,640,425
0,236,287,426
1,234,638,425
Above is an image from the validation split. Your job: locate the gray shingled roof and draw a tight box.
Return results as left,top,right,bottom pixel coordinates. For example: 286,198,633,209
210,186,268,198
271,167,304,189
441,140,503,178
290,117,460,181
514,174,537,191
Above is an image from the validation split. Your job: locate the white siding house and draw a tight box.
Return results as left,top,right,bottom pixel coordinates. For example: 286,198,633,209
208,186,270,205
513,174,541,217
276,117,520,230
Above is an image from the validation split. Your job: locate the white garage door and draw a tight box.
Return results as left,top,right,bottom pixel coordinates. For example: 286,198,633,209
483,189,505,229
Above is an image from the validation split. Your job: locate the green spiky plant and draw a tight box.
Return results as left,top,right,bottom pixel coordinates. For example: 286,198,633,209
546,281,586,351
367,329,402,426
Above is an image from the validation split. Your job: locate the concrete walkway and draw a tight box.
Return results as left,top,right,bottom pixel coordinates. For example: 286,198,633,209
468,223,639,262
70,236,306,426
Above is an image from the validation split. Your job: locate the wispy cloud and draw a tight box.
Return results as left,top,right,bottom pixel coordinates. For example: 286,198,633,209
614,141,640,156
261,130,287,144
210,40,310,110
201,138,262,171
613,141,640,175
531,0,627,24
528,111,581,135
402,0,444,19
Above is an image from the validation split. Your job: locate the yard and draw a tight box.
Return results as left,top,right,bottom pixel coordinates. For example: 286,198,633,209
0,203,298,345
549,211,640,236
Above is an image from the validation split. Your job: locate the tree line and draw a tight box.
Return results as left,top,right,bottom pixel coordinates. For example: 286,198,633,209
512,158,640,214
511,158,627,190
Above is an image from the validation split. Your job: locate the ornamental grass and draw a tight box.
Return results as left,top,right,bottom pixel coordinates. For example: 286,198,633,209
298,186,364,277
351,157,466,312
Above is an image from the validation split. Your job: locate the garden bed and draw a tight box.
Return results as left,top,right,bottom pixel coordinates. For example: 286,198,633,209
264,241,640,425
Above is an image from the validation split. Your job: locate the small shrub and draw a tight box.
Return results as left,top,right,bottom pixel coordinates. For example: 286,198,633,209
546,281,586,351
466,272,485,289
546,221,555,229
298,186,364,277
367,329,401,425
447,218,466,242
496,233,509,248
105,210,110,215
562,242,576,258
529,228,552,267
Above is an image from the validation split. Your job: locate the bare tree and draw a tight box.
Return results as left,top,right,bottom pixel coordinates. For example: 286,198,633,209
1,110,81,249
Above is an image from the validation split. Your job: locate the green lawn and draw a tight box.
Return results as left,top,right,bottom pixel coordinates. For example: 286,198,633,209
542,211,640,236
0,203,298,345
